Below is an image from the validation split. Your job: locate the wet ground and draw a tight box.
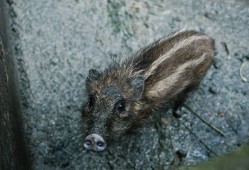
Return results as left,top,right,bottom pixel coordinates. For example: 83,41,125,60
5,0,249,169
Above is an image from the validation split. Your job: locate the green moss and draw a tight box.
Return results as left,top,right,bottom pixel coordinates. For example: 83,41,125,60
186,145,249,170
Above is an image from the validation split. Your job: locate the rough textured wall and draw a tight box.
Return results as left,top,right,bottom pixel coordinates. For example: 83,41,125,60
5,0,249,169
0,0,29,169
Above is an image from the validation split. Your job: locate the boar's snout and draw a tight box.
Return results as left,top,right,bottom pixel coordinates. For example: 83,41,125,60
83,134,106,152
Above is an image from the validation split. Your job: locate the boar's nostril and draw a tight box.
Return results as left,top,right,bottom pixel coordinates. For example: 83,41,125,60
83,139,93,151
84,139,92,146
83,134,107,152
96,141,105,147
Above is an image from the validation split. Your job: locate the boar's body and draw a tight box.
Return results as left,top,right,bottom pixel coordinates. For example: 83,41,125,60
82,30,215,152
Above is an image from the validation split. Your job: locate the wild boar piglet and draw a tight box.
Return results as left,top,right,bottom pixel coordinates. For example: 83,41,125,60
82,30,215,152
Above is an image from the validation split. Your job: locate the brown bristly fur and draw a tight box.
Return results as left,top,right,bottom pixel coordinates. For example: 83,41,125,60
127,29,215,117
82,29,215,149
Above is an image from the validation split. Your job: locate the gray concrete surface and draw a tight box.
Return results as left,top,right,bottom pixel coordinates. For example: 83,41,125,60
5,0,249,169
0,0,30,169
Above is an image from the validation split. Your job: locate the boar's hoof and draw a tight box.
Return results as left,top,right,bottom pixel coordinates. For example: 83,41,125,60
83,134,106,152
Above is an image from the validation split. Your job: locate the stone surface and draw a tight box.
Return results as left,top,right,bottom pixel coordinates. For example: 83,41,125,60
5,0,249,169
0,0,30,169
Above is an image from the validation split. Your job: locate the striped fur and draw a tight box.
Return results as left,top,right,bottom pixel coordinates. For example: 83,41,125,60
82,30,215,150
128,30,215,110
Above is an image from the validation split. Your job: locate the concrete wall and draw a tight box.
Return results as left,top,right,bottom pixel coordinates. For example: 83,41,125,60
0,0,30,169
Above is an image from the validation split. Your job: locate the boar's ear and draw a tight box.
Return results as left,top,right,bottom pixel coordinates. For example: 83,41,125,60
88,69,101,79
86,69,101,86
129,75,145,99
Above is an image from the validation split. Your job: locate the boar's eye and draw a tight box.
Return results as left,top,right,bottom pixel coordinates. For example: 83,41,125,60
115,99,126,113
88,95,95,108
